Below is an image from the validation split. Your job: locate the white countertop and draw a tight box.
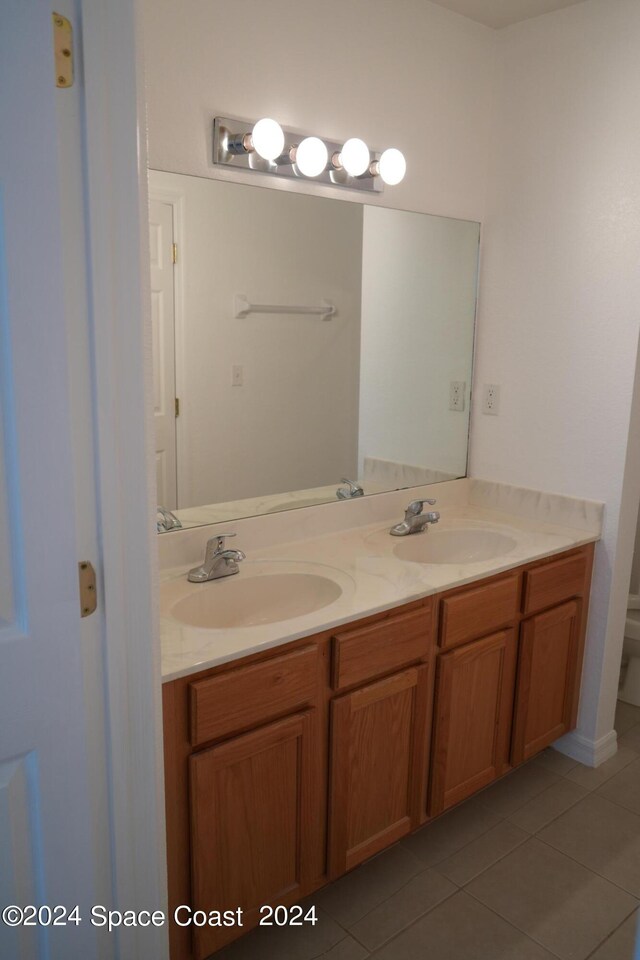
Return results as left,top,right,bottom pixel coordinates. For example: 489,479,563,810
160,482,603,683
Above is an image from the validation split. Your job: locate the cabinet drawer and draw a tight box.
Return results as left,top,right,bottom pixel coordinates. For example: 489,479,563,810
332,606,432,691
522,552,587,616
190,645,317,747
439,574,520,650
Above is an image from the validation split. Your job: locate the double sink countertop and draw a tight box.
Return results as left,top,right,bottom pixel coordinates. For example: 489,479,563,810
159,478,604,683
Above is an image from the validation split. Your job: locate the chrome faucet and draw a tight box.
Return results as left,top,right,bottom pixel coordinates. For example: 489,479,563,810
187,533,246,583
337,477,364,500
157,505,182,533
390,499,440,537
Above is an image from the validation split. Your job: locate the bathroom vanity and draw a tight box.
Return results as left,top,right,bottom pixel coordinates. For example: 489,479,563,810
150,154,602,960
161,490,598,960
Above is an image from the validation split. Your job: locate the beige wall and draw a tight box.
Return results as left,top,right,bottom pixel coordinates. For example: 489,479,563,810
150,171,363,507
142,0,497,222
143,0,640,757
359,206,478,478
471,0,640,752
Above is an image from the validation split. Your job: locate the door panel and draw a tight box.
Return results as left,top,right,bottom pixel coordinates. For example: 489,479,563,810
0,4,103,956
512,601,581,764
149,199,177,508
190,712,315,959
329,666,429,877
429,630,517,815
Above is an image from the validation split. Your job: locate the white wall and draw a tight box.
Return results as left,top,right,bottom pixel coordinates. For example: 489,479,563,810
471,0,640,756
142,0,497,222
150,171,363,507
359,206,478,477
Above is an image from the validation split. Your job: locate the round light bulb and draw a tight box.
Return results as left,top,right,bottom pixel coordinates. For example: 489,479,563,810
378,148,406,185
251,118,285,161
295,137,328,177
340,138,370,177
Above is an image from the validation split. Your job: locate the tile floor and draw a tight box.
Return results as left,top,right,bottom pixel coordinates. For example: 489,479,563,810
216,701,640,960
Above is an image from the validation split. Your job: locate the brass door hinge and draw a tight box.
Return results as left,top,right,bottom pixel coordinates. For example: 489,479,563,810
175,397,180,417
172,242,178,264
52,13,74,88
78,561,97,618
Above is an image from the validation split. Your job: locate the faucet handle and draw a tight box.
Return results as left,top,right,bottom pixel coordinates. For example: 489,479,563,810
205,532,237,556
406,498,437,516
157,505,182,532
337,478,364,499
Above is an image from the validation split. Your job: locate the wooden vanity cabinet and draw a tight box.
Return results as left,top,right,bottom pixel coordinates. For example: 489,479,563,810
328,665,430,877
163,640,330,960
189,711,316,959
428,546,594,815
162,545,594,960
511,600,582,764
327,603,434,876
428,629,517,816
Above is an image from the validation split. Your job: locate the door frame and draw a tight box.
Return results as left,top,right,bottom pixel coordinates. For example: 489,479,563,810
80,2,168,956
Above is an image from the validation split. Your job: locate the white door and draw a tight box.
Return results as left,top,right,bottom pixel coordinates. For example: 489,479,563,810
149,199,178,509
0,5,103,957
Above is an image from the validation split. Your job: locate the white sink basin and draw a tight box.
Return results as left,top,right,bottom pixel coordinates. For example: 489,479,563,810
394,527,517,565
162,563,345,629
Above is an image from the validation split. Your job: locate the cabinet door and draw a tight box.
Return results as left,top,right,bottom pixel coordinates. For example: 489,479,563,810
428,630,517,816
511,601,581,764
328,665,429,877
189,711,315,959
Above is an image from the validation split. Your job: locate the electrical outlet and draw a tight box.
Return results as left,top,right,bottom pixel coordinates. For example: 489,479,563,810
482,383,500,415
231,364,244,387
449,381,466,412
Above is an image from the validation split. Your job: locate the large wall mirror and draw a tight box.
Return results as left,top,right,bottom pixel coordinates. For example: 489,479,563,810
149,170,479,529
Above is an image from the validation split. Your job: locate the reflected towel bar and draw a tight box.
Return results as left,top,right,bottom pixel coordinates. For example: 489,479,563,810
234,294,336,320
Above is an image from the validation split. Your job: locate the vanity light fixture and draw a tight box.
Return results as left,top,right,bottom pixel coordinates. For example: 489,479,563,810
332,137,370,177
372,147,407,186
292,136,329,178
213,116,406,192
225,117,285,161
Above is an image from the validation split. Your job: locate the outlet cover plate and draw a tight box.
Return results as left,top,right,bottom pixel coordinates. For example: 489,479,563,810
449,381,466,412
482,383,500,415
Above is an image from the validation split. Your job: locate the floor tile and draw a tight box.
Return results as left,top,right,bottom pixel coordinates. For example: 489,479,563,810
310,844,422,928
532,746,578,776
564,746,637,791
319,937,369,960
596,757,640,815
508,778,588,834
466,837,637,960
473,761,559,818
401,794,501,867
349,868,455,951
619,724,640,754
435,820,528,886
215,907,344,960
588,908,640,960
539,793,640,898
616,701,640,737
371,890,556,960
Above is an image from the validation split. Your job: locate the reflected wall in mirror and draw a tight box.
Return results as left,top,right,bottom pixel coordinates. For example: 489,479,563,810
149,171,479,529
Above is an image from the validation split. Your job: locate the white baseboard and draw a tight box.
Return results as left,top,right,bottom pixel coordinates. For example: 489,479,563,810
552,729,618,768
